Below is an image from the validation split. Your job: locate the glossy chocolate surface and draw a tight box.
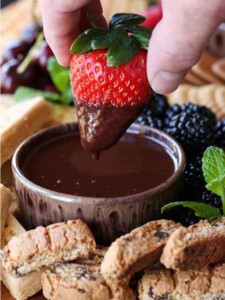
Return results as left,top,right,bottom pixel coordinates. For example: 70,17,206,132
75,98,145,159
23,132,174,198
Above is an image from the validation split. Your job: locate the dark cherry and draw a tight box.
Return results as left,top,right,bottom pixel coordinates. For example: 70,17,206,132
2,40,32,64
22,22,43,44
42,84,59,93
1,59,38,93
34,41,54,74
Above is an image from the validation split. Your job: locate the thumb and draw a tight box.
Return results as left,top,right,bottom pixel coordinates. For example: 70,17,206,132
147,0,225,94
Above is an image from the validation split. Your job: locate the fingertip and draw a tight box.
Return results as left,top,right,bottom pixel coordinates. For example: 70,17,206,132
150,71,185,94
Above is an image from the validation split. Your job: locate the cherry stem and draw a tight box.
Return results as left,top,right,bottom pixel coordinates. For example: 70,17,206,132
17,32,44,74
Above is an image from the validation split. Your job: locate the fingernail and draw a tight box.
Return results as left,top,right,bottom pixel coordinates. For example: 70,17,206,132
152,71,183,94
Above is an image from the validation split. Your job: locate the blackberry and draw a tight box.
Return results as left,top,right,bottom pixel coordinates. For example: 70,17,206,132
179,209,202,227
215,119,225,147
165,111,215,154
147,92,169,118
165,103,216,126
135,113,164,129
201,190,222,211
184,156,205,198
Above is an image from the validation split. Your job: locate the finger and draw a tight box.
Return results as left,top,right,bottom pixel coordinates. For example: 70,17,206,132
147,0,225,94
38,0,105,66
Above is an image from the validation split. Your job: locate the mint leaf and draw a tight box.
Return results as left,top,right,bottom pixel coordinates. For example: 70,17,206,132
47,57,70,93
161,201,222,221
202,146,225,214
14,86,68,104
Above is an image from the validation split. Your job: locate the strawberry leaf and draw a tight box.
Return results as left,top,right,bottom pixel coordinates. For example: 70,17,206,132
70,28,106,54
109,13,146,28
132,33,150,47
161,201,222,221
107,35,140,66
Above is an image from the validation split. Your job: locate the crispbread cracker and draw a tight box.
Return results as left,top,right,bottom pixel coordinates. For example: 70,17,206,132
0,97,52,166
1,214,42,300
166,84,191,105
0,184,12,237
192,51,224,84
212,58,225,81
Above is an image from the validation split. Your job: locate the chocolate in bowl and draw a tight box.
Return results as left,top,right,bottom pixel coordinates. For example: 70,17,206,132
12,123,185,244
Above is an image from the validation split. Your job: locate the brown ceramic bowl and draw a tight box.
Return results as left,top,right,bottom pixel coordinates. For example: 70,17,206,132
12,123,185,244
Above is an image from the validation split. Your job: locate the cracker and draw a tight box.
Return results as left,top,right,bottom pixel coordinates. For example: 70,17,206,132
192,51,224,84
215,86,225,120
187,86,200,105
197,84,220,110
167,84,191,105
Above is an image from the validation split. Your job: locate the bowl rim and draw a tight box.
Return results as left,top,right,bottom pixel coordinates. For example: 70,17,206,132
12,122,186,205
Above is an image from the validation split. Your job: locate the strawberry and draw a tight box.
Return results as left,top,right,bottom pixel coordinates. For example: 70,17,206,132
70,49,150,107
142,5,162,29
70,13,152,159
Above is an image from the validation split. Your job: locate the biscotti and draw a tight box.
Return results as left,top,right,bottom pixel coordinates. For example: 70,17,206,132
1,219,96,276
1,214,42,300
42,263,136,300
101,219,180,280
138,263,225,300
0,97,52,165
161,218,225,271
0,183,12,237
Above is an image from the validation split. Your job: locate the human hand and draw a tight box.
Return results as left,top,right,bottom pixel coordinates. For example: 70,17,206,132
38,0,106,66
147,0,225,94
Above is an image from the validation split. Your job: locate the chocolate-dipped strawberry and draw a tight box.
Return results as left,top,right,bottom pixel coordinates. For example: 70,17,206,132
70,13,152,159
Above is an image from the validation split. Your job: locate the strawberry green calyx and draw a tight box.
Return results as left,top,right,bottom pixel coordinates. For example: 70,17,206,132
70,13,152,66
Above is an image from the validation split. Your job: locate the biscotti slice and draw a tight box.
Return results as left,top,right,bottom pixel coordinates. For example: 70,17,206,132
1,214,42,300
161,218,225,271
1,219,96,276
0,96,52,166
0,183,12,237
138,263,225,300
101,219,180,280
42,263,136,300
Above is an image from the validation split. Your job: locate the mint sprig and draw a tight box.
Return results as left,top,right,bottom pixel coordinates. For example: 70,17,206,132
70,13,151,66
202,146,225,213
161,146,225,221
162,201,222,221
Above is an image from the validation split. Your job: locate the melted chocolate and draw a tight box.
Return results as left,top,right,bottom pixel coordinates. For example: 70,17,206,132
75,98,145,159
22,132,175,198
